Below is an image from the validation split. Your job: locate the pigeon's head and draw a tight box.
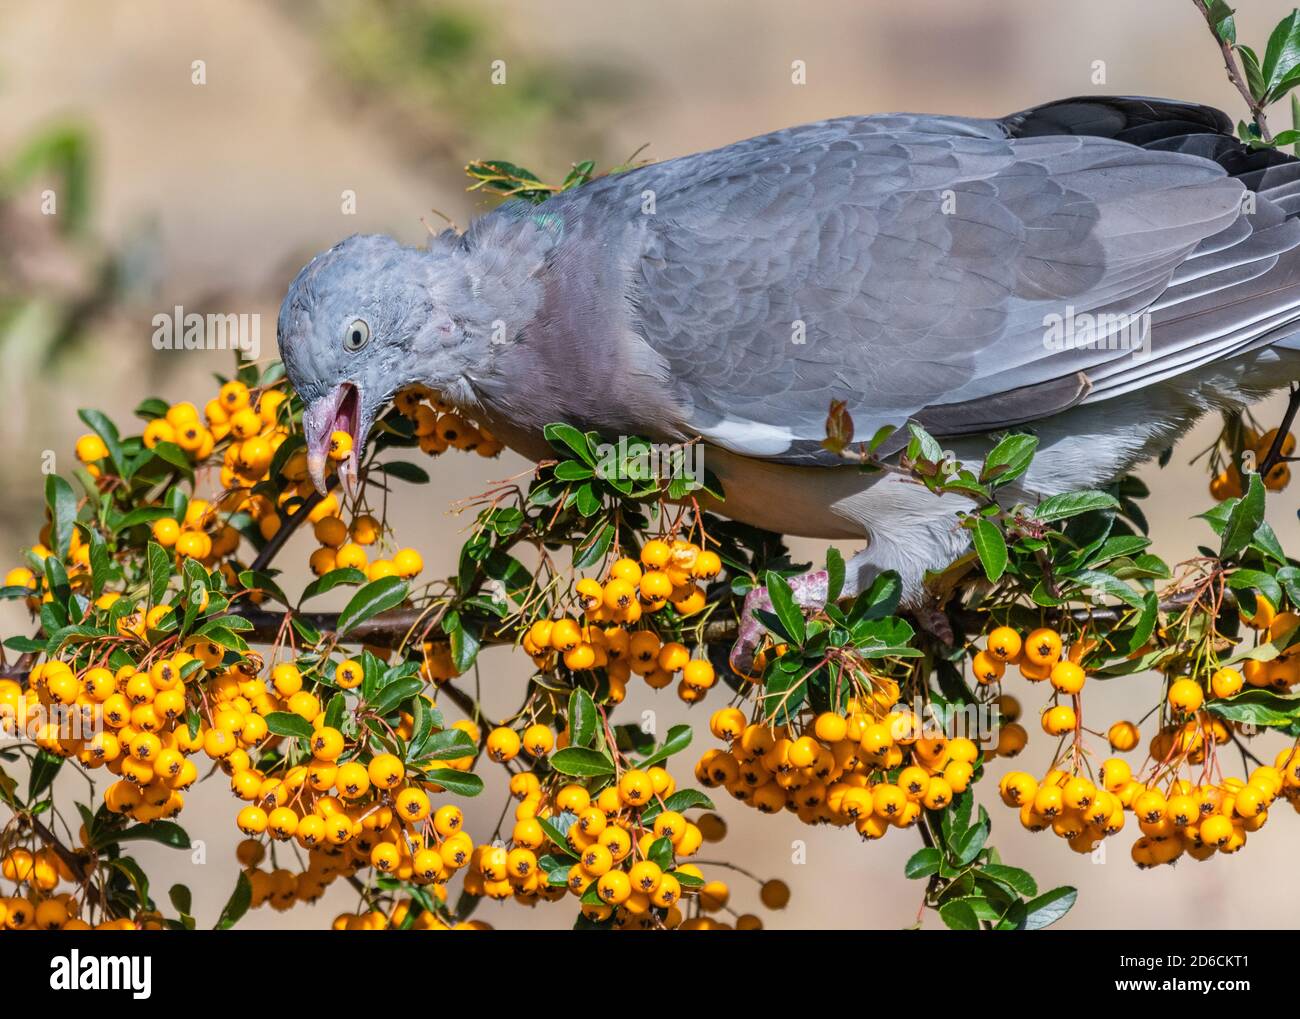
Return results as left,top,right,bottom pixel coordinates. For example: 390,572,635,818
277,233,482,495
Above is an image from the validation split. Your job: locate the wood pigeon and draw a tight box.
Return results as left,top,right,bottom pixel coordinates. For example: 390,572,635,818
277,96,1300,670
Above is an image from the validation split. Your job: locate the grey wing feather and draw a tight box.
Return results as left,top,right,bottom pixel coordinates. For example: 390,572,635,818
621,112,1300,464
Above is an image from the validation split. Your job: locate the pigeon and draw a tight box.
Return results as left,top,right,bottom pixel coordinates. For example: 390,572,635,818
276,96,1300,672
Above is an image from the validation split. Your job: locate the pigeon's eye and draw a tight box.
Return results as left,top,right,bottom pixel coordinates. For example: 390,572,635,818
343,319,370,352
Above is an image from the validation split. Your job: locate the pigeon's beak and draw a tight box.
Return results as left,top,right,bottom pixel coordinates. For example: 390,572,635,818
303,381,362,498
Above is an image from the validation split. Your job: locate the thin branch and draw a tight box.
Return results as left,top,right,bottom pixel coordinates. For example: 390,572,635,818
248,475,337,574
1257,383,1300,477
1193,0,1273,141
236,606,739,650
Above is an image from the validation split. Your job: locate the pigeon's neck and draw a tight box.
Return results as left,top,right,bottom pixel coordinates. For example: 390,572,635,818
459,210,553,349
451,199,690,445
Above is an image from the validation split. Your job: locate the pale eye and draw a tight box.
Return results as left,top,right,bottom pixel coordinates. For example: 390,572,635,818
343,318,370,352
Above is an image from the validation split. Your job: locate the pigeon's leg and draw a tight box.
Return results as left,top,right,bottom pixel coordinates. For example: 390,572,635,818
729,548,891,676
728,478,978,674
729,569,831,677
728,541,962,675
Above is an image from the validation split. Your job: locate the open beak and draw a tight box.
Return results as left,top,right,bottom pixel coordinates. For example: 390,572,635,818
303,381,362,498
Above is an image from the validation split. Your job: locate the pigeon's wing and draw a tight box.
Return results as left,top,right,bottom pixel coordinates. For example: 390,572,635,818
625,108,1300,464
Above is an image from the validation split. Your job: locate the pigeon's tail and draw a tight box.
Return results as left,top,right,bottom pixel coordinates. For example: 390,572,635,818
1002,97,1300,387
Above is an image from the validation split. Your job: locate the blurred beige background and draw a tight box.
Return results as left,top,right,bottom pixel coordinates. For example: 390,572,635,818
2,0,1300,929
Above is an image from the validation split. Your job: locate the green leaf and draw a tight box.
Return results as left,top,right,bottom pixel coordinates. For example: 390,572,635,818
1083,534,1151,568
1205,0,1235,44
980,864,1037,898
105,820,191,850
1208,688,1300,728
1123,592,1159,656
953,817,990,865
941,790,974,845
87,528,112,599
169,883,193,916
636,724,693,770
905,847,942,879
1072,569,1145,609
44,474,77,559
77,408,128,478
448,615,480,674
135,396,169,420
146,540,171,605
423,769,485,796
108,857,150,911
554,460,595,481
1220,472,1265,560
825,547,845,603
42,556,70,604
670,868,704,888
141,440,194,479
762,658,808,724
191,621,248,653
1240,44,1267,103
647,836,674,870
1017,886,1077,931
539,816,578,858
1251,521,1287,565
970,517,1008,583
417,728,477,761
568,688,599,748
27,750,63,801
573,482,601,517
336,576,408,636
548,747,616,777
298,568,367,604
112,506,174,533
264,712,315,739
238,570,289,607
640,788,715,824
847,571,902,623
906,423,944,464
543,422,595,464
572,520,614,570
981,433,1038,485
214,871,253,930
849,615,920,659
324,693,345,731
1227,569,1284,615
368,677,424,717
764,570,806,643
938,899,981,931
1032,490,1118,523
376,460,430,484
1263,9,1300,100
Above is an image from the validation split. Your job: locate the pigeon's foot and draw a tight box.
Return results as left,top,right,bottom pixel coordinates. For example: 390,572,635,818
728,569,830,677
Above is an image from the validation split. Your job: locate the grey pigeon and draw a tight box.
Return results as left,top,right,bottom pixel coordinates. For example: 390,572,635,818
277,96,1300,670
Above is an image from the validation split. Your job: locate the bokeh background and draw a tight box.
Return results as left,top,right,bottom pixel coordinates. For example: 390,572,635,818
3,0,1300,929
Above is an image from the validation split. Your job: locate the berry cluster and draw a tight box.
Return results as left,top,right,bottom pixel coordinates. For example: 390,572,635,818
489,763,762,930
1209,426,1294,500
521,540,721,704
392,385,503,459
977,621,1300,865
0,372,515,929
698,697,982,840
